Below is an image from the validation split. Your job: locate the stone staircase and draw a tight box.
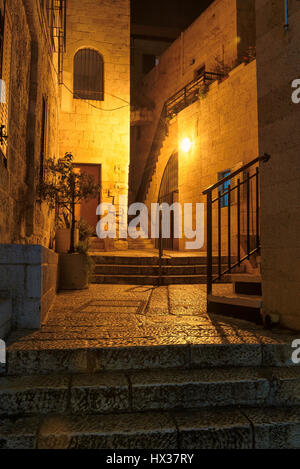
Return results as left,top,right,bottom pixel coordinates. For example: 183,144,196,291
0,342,300,448
207,254,266,324
91,255,245,285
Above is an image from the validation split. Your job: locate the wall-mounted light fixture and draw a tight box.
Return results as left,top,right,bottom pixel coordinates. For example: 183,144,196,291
181,137,192,153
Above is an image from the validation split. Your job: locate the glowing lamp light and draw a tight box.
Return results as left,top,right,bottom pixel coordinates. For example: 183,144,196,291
181,137,192,153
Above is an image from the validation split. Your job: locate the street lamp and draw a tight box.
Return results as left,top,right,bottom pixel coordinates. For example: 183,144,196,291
181,137,192,153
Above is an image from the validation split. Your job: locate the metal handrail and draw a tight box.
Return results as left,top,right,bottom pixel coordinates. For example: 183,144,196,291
203,153,271,296
203,153,270,195
137,71,223,203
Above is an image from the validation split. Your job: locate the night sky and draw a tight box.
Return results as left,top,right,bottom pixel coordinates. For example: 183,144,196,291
131,0,214,30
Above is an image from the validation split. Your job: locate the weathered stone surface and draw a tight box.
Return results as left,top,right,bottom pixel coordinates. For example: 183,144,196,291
38,413,177,449
0,417,39,449
174,408,252,449
191,344,262,367
70,372,130,413
244,407,300,449
130,368,270,411
268,368,300,406
7,349,89,376
0,375,69,415
5,284,298,376
262,343,300,367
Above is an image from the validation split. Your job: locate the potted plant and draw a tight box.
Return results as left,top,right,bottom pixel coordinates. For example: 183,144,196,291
40,153,100,290
55,208,79,254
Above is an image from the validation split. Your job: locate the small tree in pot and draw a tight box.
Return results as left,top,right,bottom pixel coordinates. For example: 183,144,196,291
40,153,100,289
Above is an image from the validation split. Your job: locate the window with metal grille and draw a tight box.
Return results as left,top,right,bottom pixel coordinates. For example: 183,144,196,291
0,1,11,162
73,49,104,101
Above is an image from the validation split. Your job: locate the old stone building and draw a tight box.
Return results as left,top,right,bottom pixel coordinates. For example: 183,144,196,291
131,0,257,250
0,0,299,336
59,0,130,242
0,0,130,331
256,0,300,330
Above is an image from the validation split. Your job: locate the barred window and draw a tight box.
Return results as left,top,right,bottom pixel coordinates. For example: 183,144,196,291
73,49,104,101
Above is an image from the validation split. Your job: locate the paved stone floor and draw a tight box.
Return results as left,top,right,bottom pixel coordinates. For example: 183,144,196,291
7,284,298,351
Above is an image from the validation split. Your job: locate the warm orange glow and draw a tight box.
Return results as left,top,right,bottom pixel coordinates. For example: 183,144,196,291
181,137,192,153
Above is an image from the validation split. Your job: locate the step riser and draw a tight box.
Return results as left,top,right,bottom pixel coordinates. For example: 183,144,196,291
93,265,237,276
91,275,234,285
208,301,261,324
234,282,262,296
2,407,300,449
5,343,298,376
90,256,238,266
1,370,299,416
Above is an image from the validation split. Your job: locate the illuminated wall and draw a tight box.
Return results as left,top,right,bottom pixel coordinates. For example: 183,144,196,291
130,0,256,201
0,0,60,247
144,61,259,251
256,0,300,331
59,0,130,243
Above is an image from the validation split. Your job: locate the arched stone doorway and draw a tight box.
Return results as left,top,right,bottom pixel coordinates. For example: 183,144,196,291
157,152,179,250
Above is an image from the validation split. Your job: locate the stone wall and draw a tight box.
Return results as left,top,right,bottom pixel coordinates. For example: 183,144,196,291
130,0,256,200
144,61,259,251
256,0,300,330
0,245,58,329
0,0,60,248
59,0,130,241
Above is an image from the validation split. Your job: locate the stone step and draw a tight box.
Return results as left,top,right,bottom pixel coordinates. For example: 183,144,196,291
90,255,238,266
93,264,237,276
231,274,262,296
208,294,262,323
5,341,299,377
36,407,300,449
1,406,300,449
91,273,235,285
1,367,299,417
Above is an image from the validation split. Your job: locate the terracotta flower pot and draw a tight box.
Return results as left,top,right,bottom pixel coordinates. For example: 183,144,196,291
58,253,89,290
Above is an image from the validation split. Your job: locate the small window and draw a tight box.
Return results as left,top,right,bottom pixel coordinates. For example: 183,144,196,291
218,170,231,208
74,48,104,101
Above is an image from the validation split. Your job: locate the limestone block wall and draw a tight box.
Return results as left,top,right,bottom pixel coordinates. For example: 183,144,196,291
0,245,58,329
131,0,256,199
59,0,130,237
144,61,259,251
0,0,60,247
256,0,300,330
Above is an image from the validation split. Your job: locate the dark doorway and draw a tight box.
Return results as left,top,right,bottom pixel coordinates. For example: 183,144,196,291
74,163,101,233
157,153,178,250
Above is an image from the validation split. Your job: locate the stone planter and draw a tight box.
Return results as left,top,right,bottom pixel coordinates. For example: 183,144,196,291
58,253,89,290
55,228,79,253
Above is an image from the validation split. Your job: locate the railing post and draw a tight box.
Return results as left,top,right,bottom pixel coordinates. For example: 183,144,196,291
158,210,163,286
255,167,260,251
237,178,241,265
246,172,250,256
218,197,221,278
228,188,231,270
207,191,213,296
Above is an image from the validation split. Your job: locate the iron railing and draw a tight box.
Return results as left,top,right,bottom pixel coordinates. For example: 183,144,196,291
165,72,224,119
203,153,271,296
136,71,224,203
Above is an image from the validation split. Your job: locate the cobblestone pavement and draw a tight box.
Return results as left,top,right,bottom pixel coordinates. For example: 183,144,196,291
7,284,298,351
